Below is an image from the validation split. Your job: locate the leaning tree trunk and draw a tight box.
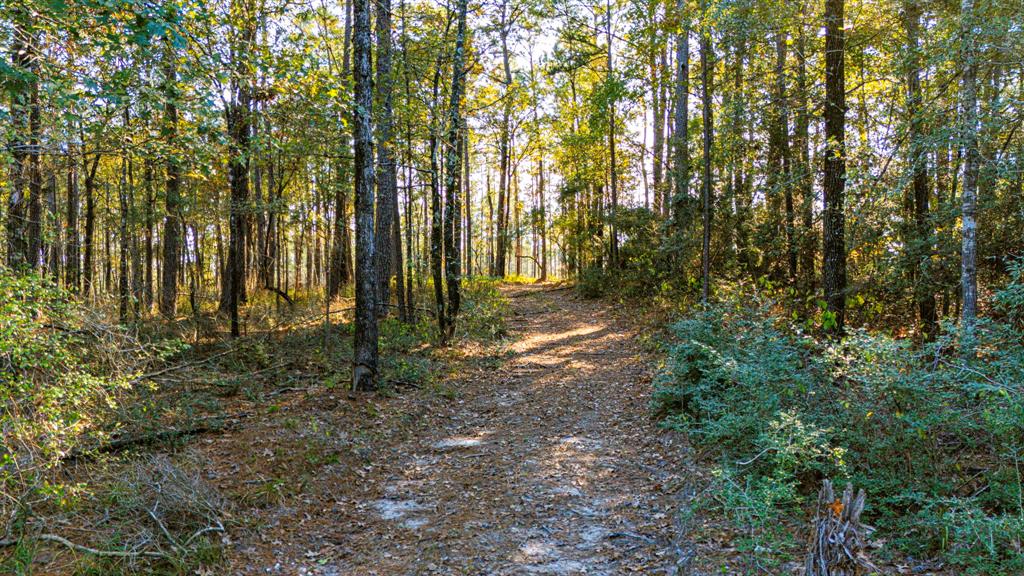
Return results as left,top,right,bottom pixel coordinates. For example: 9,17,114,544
351,0,379,391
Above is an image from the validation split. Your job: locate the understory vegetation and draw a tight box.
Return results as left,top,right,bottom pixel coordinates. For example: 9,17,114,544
0,271,509,574
651,266,1024,574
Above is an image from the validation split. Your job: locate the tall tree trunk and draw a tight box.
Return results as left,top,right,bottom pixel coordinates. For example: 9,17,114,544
650,0,664,217
606,0,619,268
443,0,469,336
82,154,99,297
329,1,353,298
903,0,938,341
795,2,815,288
119,112,132,324
493,10,513,278
26,45,42,269
699,0,714,304
775,31,796,280
352,0,379,390
464,120,473,278
539,156,548,280
65,148,81,290
823,0,847,335
374,0,397,316
160,39,182,317
671,5,690,239
402,0,415,320
222,1,255,337
142,158,154,310
958,0,979,353
429,57,447,339
6,14,39,269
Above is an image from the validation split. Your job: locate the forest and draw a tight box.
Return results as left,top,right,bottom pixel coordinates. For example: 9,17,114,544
1,0,1023,573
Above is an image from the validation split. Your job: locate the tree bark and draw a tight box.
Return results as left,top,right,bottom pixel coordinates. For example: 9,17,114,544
374,0,397,316
903,0,938,341
65,148,81,291
222,0,255,337
671,4,690,234
352,0,379,390
429,55,448,340
958,0,979,353
83,153,99,297
823,0,847,335
795,2,815,288
328,0,354,298
606,0,619,268
160,38,182,317
699,0,713,304
443,0,469,336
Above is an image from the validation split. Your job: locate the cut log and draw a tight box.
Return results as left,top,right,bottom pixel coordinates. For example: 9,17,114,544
805,480,875,576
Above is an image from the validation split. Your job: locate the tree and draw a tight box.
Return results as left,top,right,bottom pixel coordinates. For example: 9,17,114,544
6,10,38,269
160,36,182,317
443,0,469,338
221,0,257,337
822,0,846,335
351,0,379,390
374,0,398,317
699,0,713,304
958,0,980,353
670,0,690,233
903,0,937,340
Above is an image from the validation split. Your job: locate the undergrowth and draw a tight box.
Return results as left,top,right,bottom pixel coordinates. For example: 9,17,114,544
652,278,1024,574
1,272,510,574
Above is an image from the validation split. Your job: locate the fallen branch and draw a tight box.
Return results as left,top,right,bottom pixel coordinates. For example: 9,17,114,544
66,413,251,461
261,284,295,307
0,533,168,559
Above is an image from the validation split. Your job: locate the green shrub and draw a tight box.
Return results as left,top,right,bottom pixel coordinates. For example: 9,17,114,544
652,290,1024,573
1,273,130,513
576,265,611,298
455,277,509,341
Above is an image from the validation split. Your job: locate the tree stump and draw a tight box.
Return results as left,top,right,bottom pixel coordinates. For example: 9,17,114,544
804,480,875,576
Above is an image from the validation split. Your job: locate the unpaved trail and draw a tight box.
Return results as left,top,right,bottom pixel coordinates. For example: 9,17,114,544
221,284,692,574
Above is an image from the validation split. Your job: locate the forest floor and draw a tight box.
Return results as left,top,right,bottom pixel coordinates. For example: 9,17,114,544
186,283,708,575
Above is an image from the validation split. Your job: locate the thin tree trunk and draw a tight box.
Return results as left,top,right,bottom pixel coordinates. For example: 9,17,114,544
671,6,690,234
5,13,33,269
958,0,979,353
66,148,81,291
429,56,448,340
699,0,714,304
796,2,815,288
83,154,100,297
606,0,619,268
